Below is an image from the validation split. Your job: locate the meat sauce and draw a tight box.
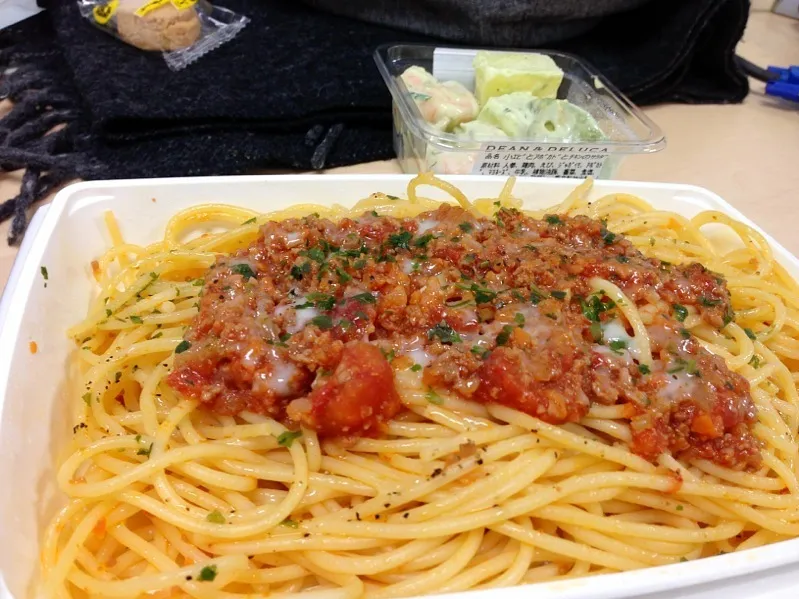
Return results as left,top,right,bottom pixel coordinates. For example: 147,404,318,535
167,204,759,468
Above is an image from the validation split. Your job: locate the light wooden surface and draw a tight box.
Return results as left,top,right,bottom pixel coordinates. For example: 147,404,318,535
0,3,797,296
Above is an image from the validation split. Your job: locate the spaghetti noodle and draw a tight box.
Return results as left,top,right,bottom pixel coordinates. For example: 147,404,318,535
42,173,799,599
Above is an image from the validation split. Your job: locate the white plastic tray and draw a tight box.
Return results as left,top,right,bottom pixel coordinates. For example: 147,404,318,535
1,175,798,599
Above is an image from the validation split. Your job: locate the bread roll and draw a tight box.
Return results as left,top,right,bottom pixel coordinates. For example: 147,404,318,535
116,0,202,51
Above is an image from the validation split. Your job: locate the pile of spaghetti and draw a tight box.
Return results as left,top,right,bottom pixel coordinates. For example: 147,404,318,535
42,174,799,599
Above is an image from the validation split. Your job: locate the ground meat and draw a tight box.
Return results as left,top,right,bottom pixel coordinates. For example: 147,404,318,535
167,203,759,468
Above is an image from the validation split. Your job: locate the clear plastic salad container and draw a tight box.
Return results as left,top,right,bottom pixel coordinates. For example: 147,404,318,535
374,44,666,179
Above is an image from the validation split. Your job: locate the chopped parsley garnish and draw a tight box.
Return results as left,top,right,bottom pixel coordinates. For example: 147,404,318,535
425,389,444,405
338,319,352,330
545,214,563,225
580,293,615,322
242,217,257,225
352,292,376,304
105,309,112,317
590,321,602,343
428,321,462,345
699,296,721,307
280,518,299,528
550,290,567,300
386,194,400,201
496,325,515,346
304,248,325,263
82,393,92,406
40,266,48,280
231,263,257,280
668,358,700,376
137,443,153,457
616,255,629,263
457,282,496,304
413,233,434,248
336,268,352,283
198,565,217,582
673,304,688,322
600,227,616,245
470,345,489,357
306,292,336,311
749,355,762,369
458,222,474,233
723,306,734,327
529,286,545,305
129,315,143,324
679,328,691,339
277,430,302,447
388,230,412,250
473,286,496,304
192,278,204,286
290,262,311,280
353,258,367,269
335,244,367,258
206,510,225,524
175,340,191,354
514,312,525,326
149,272,159,281
381,348,396,362
410,364,422,372
608,339,627,354
638,364,651,375
744,327,757,341
310,315,333,330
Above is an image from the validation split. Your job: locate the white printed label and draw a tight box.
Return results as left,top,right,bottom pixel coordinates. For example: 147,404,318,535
472,143,610,178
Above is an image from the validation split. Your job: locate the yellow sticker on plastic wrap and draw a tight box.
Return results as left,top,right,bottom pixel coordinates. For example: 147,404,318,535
135,0,197,15
92,0,119,24
135,0,168,15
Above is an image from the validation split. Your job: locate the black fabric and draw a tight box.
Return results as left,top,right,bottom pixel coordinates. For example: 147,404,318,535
299,0,655,47
0,0,750,242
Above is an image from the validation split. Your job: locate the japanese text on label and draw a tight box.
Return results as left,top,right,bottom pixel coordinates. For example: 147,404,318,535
472,143,611,178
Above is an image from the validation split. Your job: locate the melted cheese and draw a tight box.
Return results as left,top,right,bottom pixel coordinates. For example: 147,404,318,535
417,218,440,234
275,293,320,334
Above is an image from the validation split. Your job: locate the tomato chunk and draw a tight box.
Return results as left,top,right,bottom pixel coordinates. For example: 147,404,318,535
289,342,401,436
